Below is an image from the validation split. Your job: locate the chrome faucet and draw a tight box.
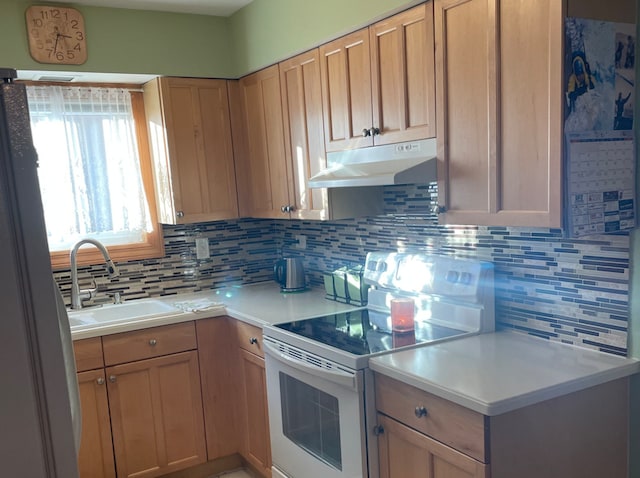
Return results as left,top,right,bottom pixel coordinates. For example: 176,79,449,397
70,239,120,310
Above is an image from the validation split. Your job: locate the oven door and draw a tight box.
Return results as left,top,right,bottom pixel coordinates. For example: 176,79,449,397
264,337,367,478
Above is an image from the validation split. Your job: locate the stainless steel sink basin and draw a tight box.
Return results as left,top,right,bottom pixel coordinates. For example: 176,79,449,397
68,299,182,328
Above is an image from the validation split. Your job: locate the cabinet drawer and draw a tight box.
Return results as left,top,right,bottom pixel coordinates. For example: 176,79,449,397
73,337,104,372
375,373,487,462
103,322,197,366
235,321,264,358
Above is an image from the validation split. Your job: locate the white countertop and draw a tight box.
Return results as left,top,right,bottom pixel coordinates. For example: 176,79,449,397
369,330,640,416
70,282,358,340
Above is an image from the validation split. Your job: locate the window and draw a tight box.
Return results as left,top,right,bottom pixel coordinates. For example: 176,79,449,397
26,84,164,269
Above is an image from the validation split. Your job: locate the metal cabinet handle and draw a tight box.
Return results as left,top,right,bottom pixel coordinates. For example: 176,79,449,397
109,375,117,383
176,211,185,218
373,425,384,436
414,406,428,418
96,377,105,385
371,127,381,136
281,205,295,214
149,339,157,346
249,337,258,345
362,128,371,137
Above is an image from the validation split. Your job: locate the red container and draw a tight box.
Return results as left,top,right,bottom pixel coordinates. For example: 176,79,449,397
390,298,415,332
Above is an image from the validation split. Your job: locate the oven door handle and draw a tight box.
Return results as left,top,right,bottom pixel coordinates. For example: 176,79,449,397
263,340,357,390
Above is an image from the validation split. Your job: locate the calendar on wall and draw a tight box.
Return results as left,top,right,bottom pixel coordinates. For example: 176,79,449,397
565,130,635,237
564,17,636,238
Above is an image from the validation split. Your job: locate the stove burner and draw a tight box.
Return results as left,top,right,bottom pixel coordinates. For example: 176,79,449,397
275,309,466,356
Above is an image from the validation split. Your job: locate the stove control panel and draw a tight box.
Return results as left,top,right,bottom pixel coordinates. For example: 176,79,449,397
364,252,494,301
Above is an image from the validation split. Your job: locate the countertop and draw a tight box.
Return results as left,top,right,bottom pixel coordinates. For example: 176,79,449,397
369,330,640,416
70,281,358,340
70,284,640,418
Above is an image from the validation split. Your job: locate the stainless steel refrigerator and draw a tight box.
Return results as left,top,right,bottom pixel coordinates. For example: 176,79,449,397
0,68,80,477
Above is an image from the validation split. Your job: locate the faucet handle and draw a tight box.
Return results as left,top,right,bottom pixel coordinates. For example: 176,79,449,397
78,280,97,301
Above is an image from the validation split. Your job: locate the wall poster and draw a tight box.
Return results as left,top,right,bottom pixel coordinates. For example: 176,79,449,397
564,17,636,237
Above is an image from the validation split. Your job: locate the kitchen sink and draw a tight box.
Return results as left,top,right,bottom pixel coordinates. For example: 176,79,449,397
68,299,182,328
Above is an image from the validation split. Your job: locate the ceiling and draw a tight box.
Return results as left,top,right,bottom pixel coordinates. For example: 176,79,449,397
44,0,254,17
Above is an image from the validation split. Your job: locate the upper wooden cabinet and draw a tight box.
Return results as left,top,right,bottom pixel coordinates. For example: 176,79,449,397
434,0,563,227
279,50,330,220
279,49,385,220
143,77,239,224
231,66,292,219
319,3,436,152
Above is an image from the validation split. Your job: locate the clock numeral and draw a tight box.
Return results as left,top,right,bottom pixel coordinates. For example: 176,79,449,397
75,31,84,41
31,18,44,27
71,19,79,29
66,50,75,60
74,43,82,52
55,51,65,61
39,9,61,20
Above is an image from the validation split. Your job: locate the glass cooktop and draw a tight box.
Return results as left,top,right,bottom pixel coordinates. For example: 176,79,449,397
275,309,466,356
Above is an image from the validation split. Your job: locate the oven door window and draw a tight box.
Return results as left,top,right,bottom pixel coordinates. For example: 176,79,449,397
279,372,342,470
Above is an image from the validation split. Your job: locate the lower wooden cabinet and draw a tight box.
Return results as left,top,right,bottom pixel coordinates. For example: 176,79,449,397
375,373,630,478
74,323,207,478
377,414,488,478
233,320,272,477
107,351,207,478
237,348,271,476
75,318,274,478
77,369,116,478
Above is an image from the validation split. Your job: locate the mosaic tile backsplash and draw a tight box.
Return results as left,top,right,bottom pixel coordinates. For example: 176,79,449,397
54,183,631,356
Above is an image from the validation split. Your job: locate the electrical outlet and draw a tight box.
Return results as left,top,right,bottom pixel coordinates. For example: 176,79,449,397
295,234,307,250
195,237,210,259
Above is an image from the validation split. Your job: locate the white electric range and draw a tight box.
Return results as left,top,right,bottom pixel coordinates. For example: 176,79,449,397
263,251,495,478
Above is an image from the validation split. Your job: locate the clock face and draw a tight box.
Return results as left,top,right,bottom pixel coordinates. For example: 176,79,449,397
25,6,87,65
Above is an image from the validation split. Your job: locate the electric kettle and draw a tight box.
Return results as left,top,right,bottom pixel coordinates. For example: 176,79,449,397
274,257,306,292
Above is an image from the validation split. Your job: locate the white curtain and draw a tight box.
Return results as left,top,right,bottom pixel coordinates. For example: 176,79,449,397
27,85,152,251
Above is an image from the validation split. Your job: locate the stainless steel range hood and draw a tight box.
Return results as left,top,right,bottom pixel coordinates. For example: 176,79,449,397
308,138,437,188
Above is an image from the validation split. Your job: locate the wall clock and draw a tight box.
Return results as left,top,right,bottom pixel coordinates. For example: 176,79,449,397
25,5,87,65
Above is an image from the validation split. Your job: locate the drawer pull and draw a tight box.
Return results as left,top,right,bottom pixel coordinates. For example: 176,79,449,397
109,375,117,383
373,425,385,436
149,339,158,346
249,337,258,345
96,377,105,386
414,406,428,418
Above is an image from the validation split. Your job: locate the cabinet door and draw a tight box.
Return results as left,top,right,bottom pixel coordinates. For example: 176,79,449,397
280,49,330,220
107,351,206,478
435,0,562,227
377,414,489,478
236,65,292,219
77,370,115,478
144,77,238,224
370,3,436,145
238,348,271,476
319,28,374,152
196,317,240,460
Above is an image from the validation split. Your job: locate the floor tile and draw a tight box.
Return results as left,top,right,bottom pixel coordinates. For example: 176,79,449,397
212,469,255,478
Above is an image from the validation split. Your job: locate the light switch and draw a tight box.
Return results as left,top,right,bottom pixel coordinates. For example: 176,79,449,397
195,237,210,259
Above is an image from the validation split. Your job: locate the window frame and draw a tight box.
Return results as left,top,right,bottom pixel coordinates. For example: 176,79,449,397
23,82,165,270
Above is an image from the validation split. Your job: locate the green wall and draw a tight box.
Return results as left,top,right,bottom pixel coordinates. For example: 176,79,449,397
0,0,417,79
229,0,419,76
0,0,235,77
